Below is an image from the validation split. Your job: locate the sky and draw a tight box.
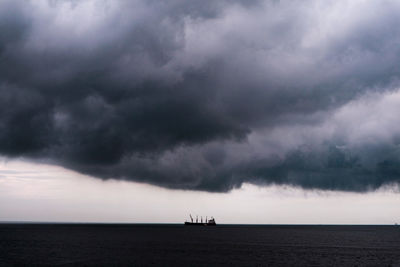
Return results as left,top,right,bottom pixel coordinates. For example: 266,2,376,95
0,0,400,223
1,159,399,224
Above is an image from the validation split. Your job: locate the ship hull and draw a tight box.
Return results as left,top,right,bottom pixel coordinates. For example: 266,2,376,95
184,222,216,226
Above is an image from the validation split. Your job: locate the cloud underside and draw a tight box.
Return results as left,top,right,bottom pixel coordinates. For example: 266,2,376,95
1,0,400,192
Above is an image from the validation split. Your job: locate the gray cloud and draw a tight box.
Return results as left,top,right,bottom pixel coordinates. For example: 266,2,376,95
1,0,400,192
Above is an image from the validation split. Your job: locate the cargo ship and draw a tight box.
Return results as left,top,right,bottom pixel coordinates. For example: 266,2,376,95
184,215,216,226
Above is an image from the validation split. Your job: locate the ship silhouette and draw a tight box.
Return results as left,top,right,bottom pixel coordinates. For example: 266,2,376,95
184,214,216,226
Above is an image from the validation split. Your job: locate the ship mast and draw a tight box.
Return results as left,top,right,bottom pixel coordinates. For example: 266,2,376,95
190,214,193,223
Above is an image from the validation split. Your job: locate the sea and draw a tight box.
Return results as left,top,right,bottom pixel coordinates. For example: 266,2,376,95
1,224,399,266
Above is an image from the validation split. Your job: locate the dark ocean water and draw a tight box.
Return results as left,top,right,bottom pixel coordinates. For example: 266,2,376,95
0,224,399,266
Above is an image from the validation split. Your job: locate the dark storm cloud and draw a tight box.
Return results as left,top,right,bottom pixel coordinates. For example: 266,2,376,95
1,0,400,192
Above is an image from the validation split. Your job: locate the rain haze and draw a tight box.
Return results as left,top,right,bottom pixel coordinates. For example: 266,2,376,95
1,0,400,224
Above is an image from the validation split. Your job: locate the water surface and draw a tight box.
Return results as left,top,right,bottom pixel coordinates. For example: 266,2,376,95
1,224,399,266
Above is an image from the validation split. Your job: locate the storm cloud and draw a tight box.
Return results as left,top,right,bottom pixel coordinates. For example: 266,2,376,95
1,0,400,192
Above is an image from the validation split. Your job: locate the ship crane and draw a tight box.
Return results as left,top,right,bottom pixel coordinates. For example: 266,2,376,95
184,215,217,226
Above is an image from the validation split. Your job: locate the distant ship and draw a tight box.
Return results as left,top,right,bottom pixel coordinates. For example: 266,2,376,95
184,214,216,226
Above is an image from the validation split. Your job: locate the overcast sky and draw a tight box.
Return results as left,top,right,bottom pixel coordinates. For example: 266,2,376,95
1,159,399,224
1,0,400,223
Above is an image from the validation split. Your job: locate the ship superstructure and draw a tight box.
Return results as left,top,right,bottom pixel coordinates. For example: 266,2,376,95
184,214,216,226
